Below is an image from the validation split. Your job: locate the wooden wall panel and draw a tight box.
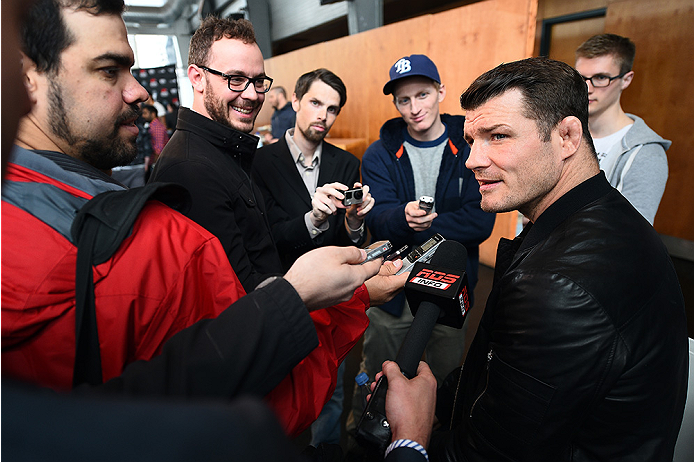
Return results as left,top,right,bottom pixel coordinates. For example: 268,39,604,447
256,0,539,265
547,16,605,63
257,0,537,146
428,0,539,116
532,0,609,59
538,0,607,19
606,0,694,240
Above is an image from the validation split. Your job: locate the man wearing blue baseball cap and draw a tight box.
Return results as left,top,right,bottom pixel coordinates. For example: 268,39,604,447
348,54,495,430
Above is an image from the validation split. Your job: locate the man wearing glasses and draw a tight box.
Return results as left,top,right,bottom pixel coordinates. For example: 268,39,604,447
149,19,411,438
151,16,281,291
575,34,670,224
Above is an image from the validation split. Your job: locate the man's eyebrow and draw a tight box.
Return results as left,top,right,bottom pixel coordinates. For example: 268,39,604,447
93,53,134,68
464,123,508,142
223,69,268,78
476,123,508,135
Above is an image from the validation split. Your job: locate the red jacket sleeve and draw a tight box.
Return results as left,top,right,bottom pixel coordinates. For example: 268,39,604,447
264,284,371,436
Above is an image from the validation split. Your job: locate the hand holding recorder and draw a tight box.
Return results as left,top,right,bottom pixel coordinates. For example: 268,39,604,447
404,199,437,231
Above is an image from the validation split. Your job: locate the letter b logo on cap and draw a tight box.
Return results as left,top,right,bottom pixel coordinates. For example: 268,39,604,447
394,58,411,75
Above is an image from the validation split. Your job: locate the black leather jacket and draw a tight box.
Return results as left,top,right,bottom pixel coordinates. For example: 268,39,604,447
430,173,688,462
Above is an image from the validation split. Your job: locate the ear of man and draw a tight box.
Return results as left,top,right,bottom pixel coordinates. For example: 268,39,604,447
20,52,41,106
619,70,634,92
187,65,206,94
556,116,584,161
437,83,447,103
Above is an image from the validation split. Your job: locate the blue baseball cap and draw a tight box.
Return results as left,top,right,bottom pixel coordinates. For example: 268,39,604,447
383,54,441,95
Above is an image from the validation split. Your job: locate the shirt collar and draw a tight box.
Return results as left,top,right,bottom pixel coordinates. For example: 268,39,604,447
37,150,122,184
285,128,322,169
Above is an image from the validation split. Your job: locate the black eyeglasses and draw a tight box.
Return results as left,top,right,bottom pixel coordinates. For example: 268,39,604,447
580,71,628,88
199,66,273,93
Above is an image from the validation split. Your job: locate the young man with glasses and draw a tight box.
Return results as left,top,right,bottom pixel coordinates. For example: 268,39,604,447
151,16,280,291
575,34,670,224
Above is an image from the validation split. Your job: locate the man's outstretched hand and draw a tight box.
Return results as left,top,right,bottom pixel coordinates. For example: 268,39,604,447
284,246,381,311
364,258,408,307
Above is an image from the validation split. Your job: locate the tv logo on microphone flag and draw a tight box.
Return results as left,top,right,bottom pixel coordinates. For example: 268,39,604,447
405,263,470,326
409,268,460,290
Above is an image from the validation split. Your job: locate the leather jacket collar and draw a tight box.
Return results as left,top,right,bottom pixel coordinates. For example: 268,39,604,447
494,172,611,281
520,171,611,254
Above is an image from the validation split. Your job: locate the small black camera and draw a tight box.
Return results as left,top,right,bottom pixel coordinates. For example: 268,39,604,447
342,188,364,206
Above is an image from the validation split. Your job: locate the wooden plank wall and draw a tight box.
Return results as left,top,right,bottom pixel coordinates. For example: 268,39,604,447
255,0,538,265
257,0,538,149
533,0,694,242
605,0,694,240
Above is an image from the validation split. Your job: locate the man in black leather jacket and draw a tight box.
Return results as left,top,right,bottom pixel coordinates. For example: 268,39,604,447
379,57,688,462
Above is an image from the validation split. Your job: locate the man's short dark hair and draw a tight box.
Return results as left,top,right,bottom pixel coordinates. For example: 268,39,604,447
576,33,636,75
141,104,157,117
22,0,125,74
460,57,594,153
188,16,256,67
294,68,347,110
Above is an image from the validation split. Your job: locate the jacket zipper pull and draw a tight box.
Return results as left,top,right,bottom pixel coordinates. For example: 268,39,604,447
469,350,494,418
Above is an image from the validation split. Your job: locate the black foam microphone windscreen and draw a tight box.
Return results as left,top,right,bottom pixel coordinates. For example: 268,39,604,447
430,239,468,270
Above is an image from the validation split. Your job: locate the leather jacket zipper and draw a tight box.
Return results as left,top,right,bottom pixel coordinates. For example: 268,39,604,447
469,350,494,418
449,366,465,430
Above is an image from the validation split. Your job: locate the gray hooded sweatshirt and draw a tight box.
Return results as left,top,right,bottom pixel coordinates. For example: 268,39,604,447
601,114,671,224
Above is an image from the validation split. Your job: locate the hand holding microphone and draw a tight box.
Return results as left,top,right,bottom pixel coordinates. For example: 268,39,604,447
355,240,470,452
376,360,438,450
395,240,470,378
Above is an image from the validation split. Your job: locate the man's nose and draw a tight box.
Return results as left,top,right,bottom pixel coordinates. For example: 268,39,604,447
240,81,261,100
465,143,487,171
124,75,149,105
410,99,420,114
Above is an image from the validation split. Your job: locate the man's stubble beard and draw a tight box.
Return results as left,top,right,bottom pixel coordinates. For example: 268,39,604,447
299,123,328,143
203,80,258,134
48,79,138,170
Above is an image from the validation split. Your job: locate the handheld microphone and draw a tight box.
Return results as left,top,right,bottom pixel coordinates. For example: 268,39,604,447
395,240,469,378
355,240,470,452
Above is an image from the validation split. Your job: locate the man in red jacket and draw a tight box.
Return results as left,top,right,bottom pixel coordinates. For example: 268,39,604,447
0,11,317,445
2,0,407,437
